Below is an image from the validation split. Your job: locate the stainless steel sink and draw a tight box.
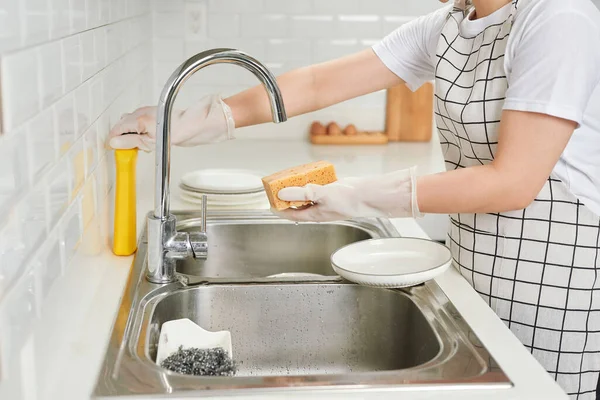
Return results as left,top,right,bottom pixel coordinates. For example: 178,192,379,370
176,217,376,278
95,211,511,397
147,284,440,375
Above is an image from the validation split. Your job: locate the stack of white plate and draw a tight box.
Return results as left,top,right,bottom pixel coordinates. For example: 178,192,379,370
178,169,270,210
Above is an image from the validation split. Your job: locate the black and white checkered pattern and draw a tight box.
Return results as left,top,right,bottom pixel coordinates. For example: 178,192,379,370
435,2,600,398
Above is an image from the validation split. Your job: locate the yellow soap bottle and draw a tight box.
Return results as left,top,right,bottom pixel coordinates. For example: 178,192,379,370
113,148,138,256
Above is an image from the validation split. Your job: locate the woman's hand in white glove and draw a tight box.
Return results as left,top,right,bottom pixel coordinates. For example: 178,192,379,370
273,168,423,222
108,94,236,152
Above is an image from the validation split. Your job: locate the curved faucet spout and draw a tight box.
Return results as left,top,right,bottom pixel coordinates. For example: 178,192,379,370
146,49,287,284
154,48,287,220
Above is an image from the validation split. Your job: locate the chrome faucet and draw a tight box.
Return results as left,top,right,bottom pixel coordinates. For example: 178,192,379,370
146,48,287,284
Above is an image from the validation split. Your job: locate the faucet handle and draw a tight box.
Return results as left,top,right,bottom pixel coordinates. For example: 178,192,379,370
201,194,207,233
187,194,208,260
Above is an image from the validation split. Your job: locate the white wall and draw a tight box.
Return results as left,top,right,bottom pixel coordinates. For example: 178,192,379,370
0,1,153,399
151,0,444,139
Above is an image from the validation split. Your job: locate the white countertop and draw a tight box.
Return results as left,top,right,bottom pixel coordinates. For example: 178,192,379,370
38,137,567,400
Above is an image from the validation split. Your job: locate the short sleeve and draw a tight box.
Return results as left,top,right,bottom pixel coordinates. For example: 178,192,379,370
504,9,600,126
372,5,449,92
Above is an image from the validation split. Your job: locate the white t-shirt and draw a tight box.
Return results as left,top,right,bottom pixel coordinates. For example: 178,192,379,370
373,0,600,216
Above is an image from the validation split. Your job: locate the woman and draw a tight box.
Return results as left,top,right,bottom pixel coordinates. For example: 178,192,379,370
110,0,600,397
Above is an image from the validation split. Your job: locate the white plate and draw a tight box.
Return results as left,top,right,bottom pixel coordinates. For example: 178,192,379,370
331,238,452,288
180,193,269,209
180,169,264,194
180,192,267,207
180,187,266,202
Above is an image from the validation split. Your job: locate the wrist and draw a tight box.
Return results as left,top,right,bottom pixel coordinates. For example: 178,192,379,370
219,96,236,140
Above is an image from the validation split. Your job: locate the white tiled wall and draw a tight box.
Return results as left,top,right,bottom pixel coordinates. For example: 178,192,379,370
151,0,443,115
0,1,153,399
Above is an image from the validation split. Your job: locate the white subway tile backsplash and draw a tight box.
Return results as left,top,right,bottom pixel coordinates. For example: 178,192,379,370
313,39,362,63
81,30,96,82
336,15,381,39
0,211,26,292
358,0,441,15
185,39,266,62
49,0,71,39
74,81,91,138
85,0,100,29
264,0,312,14
313,0,359,14
154,38,185,63
62,35,83,93
0,133,29,212
0,0,21,53
34,233,63,308
0,270,37,375
382,16,414,36
291,15,335,39
185,1,207,41
38,41,64,108
208,14,239,39
208,0,263,14
1,48,40,131
154,11,185,38
60,197,82,265
151,0,445,100
105,22,123,64
27,108,57,180
95,153,108,202
266,39,311,63
0,0,153,392
104,148,115,192
81,174,96,228
83,123,98,177
152,0,185,13
241,14,288,39
21,0,50,46
109,0,126,23
17,183,48,253
94,27,107,70
67,136,85,199
155,60,182,87
98,0,110,25
69,0,87,34
95,107,110,153
54,93,76,154
89,74,105,123
47,157,70,229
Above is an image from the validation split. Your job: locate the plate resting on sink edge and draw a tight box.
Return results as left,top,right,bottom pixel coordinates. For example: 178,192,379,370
331,238,452,288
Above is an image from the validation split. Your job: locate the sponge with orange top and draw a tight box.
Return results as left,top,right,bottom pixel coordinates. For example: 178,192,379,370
262,161,337,211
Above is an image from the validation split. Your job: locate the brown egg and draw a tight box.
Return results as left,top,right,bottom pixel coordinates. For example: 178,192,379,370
327,122,343,136
310,121,327,136
344,124,358,136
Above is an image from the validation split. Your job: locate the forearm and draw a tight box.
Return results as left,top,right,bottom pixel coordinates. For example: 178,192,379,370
416,165,534,214
224,49,403,129
224,65,319,128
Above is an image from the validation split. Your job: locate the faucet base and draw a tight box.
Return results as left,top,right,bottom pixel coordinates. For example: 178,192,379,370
146,214,179,284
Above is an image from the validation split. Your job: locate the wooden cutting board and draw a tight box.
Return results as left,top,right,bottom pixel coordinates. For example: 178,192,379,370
385,82,434,142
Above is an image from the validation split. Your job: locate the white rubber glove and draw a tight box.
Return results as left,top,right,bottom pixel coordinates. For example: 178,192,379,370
108,94,235,152
274,167,423,222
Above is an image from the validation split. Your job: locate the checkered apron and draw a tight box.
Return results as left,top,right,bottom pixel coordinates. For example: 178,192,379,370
435,1,600,398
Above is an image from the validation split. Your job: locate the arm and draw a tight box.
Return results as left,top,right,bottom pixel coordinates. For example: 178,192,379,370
418,110,576,214
225,49,403,128
276,110,577,222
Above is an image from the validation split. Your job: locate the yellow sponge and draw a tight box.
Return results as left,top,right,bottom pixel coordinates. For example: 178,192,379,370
262,161,337,211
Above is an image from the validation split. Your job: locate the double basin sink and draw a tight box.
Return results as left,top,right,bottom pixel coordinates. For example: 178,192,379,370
94,211,511,397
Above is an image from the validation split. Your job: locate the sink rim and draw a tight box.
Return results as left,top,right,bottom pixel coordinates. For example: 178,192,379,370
94,211,513,397
139,210,400,244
